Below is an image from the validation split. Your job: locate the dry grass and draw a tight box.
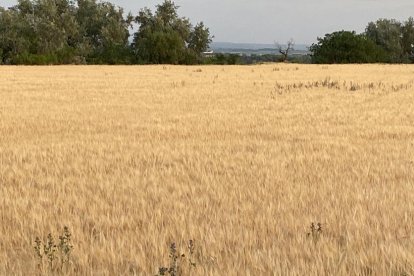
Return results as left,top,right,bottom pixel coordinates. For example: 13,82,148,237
0,64,414,275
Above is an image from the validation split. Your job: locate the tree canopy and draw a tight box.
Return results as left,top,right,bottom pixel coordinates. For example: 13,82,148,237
366,17,414,63
132,1,212,64
1,1,413,65
311,18,414,64
310,31,386,64
0,0,212,65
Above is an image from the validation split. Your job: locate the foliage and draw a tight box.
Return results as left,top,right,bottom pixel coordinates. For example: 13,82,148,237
132,0,212,64
1,1,414,64
76,0,133,64
310,31,387,64
365,19,403,63
365,17,414,63
157,240,197,276
34,226,73,273
0,0,82,64
401,17,414,62
0,0,210,64
204,53,241,65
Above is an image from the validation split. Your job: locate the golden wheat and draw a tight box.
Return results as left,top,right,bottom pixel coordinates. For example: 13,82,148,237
0,64,413,275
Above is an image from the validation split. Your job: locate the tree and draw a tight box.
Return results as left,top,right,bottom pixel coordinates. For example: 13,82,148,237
365,19,403,63
0,6,31,63
132,0,212,64
0,0,133,64
1,0,211,64
401,17,414,62
6,0,80,64
188,22,213,63
0,0,79,64
76,0,133,64
310,31,386,64
275,39,294,62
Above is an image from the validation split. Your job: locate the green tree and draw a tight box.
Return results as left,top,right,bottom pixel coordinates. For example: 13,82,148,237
0,0,133,64
76,0,133,64
401,17,414,62
188,22,213,63
1,0,211,64
310,31,386,64
365,19,403,63
0,6,27,63
0,0,79,64
132,0,212,64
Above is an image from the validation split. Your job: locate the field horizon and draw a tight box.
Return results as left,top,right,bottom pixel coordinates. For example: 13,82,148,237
1,64,413,275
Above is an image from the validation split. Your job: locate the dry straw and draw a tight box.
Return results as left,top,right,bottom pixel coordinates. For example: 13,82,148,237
0,64,413,275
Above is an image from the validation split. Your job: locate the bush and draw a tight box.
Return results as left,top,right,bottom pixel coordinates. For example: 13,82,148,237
12,52,59,65
204,53,241,65
310,31,387,64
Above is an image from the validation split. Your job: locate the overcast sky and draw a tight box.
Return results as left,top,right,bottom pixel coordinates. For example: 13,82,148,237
2,0,414,44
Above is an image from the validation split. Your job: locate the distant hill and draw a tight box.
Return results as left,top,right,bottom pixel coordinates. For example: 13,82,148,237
211,42,310,56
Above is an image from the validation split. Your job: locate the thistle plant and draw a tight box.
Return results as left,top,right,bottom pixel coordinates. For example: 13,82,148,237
307,222,323,243
33,226,73,273
157,240,197,276
44,234,57,270
58,226,73,269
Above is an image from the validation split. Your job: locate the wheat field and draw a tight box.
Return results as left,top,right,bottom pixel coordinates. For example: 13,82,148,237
0,64,413,275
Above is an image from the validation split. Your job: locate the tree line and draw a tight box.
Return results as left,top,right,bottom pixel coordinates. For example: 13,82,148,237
1,0,413,65
0,0,211,65
311,18,414,64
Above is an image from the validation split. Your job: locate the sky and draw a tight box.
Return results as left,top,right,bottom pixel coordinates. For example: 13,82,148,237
2,0,414,44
